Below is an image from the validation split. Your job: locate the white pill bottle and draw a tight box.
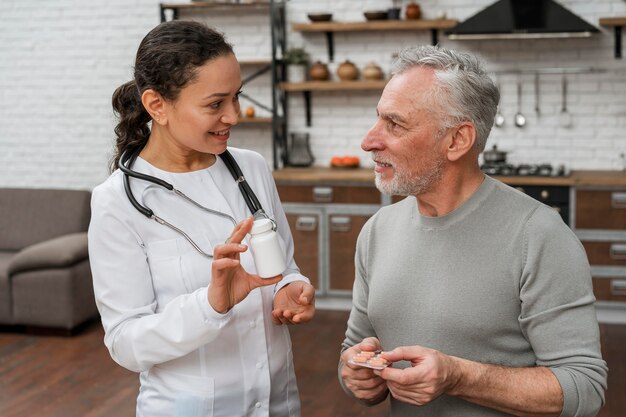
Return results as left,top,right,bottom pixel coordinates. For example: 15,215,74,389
249,218,286,278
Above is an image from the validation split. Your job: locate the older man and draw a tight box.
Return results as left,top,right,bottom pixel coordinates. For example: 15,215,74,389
339,45,607,417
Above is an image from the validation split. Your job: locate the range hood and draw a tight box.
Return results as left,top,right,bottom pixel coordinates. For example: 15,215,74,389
446,0,599,40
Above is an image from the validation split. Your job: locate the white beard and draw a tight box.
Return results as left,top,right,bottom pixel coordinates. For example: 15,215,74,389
374,154,445,196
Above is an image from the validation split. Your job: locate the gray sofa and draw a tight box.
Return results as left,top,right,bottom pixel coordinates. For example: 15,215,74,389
0,188,98,333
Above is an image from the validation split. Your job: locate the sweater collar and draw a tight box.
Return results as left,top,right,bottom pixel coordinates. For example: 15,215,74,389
411,174,494,230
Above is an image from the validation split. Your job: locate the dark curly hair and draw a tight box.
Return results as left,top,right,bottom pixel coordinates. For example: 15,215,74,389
110,20,234,172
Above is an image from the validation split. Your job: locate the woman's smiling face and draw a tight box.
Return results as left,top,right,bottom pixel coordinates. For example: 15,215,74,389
162,53,242,156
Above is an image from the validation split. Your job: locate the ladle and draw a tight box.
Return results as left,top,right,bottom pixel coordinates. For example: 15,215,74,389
559,75,573,128
494,82,505,127
534,73,540,116
514,81,526,128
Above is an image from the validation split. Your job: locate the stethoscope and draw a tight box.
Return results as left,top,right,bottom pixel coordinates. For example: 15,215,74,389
118,147,276,258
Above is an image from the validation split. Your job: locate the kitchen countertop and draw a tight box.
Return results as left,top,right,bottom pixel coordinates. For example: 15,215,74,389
273,167,626,187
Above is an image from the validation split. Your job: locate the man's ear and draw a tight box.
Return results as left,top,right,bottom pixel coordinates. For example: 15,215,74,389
446,122,476,162
141,89,167,125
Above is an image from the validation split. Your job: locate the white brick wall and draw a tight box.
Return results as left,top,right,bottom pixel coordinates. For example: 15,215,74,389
1,0,625,190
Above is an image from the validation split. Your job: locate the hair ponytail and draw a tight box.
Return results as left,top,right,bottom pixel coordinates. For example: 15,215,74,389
110,80,151,172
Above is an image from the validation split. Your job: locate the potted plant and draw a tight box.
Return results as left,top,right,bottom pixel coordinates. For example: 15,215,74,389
283,47,310,83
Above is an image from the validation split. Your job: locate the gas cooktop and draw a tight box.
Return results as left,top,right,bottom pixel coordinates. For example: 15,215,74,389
480,163,569,177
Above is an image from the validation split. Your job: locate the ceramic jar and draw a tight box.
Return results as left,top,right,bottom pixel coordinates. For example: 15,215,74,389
405,2,422,19
336,60,359,81
362,62,384,80
309,61,330,81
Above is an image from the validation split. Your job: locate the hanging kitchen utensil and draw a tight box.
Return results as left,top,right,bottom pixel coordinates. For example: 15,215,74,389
287,132,315,167
494,81,505,128
559,75,573,128
534,73,540,116
514,80,526,128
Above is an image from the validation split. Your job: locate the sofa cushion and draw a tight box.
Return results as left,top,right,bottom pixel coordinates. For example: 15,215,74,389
8,233,88,276
0,188,91,251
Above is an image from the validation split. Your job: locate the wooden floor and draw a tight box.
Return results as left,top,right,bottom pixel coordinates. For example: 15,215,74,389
0,310,624,417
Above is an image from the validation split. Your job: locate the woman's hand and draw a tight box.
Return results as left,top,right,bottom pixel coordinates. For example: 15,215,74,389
208,217,282,313
272,281,316,325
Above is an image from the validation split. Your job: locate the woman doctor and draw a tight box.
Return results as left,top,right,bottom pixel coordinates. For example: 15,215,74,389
88,20,315,417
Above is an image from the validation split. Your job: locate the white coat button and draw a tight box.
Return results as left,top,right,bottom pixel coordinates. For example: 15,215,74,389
255,402,261,408
256,362,263,369
249,321,256,328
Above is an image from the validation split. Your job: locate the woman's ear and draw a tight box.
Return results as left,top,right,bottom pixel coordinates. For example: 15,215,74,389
141,89,167,125
446,122,477,162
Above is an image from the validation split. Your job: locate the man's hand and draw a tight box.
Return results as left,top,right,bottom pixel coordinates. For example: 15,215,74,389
340,337,389,403
272,281,316,325
209,217,282,313
376,345,460,407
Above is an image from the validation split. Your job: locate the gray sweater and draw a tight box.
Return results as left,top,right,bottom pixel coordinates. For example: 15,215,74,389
341,175,607,417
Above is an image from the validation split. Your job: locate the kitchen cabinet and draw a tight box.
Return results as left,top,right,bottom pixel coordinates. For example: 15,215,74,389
274,168,626,321
276,181,381,295
574,188,626,306
159,1,289,169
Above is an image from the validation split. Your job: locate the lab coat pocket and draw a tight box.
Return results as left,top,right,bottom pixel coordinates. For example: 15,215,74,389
149,366,215,417
146,238,187,300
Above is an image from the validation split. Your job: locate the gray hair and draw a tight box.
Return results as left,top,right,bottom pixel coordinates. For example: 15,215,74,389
391,45,498,153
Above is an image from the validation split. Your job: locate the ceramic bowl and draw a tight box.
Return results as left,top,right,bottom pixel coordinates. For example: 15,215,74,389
308,13,333,22
363,10,388,21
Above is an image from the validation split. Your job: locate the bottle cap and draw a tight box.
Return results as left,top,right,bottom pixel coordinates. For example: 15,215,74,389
251,218,273,234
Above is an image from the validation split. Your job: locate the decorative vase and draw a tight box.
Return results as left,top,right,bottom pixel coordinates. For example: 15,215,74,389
336,60,359,81
387,7,401,20
405,2,422,19
287,64,307,82
362,62,384,80
309,61,330,81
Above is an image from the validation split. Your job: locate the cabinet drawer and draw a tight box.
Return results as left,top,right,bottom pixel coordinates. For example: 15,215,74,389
277,185,381,204
592,277,626,302
576,190,626,229
582,241,626,266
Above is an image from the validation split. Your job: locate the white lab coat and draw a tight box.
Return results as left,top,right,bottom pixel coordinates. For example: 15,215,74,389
88,147,308,417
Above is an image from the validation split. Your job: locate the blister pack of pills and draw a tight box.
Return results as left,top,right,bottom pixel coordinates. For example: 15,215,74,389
348,350,390,370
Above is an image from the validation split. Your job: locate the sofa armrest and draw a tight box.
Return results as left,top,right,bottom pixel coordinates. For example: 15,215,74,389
8,232,89,276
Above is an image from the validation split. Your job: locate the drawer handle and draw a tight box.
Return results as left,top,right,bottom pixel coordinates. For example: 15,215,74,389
330,216,351,233
313,186,333,203
612,192,626,209
295,216,317,232
611,280,626,295
610,244,626,260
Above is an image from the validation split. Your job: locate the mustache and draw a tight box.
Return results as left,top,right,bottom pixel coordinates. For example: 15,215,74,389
371,151,393,166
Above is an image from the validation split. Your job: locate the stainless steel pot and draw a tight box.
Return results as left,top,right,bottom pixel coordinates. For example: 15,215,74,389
483,145,508,164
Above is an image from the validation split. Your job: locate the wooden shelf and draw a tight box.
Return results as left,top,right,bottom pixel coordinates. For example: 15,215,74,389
280,80,387,126
599,17,626,26
280,80,387,92
161,1,272,10
237,116,272,124
292,18,458,62
599,17,626,59
292,19,457,33
239,59,272,66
